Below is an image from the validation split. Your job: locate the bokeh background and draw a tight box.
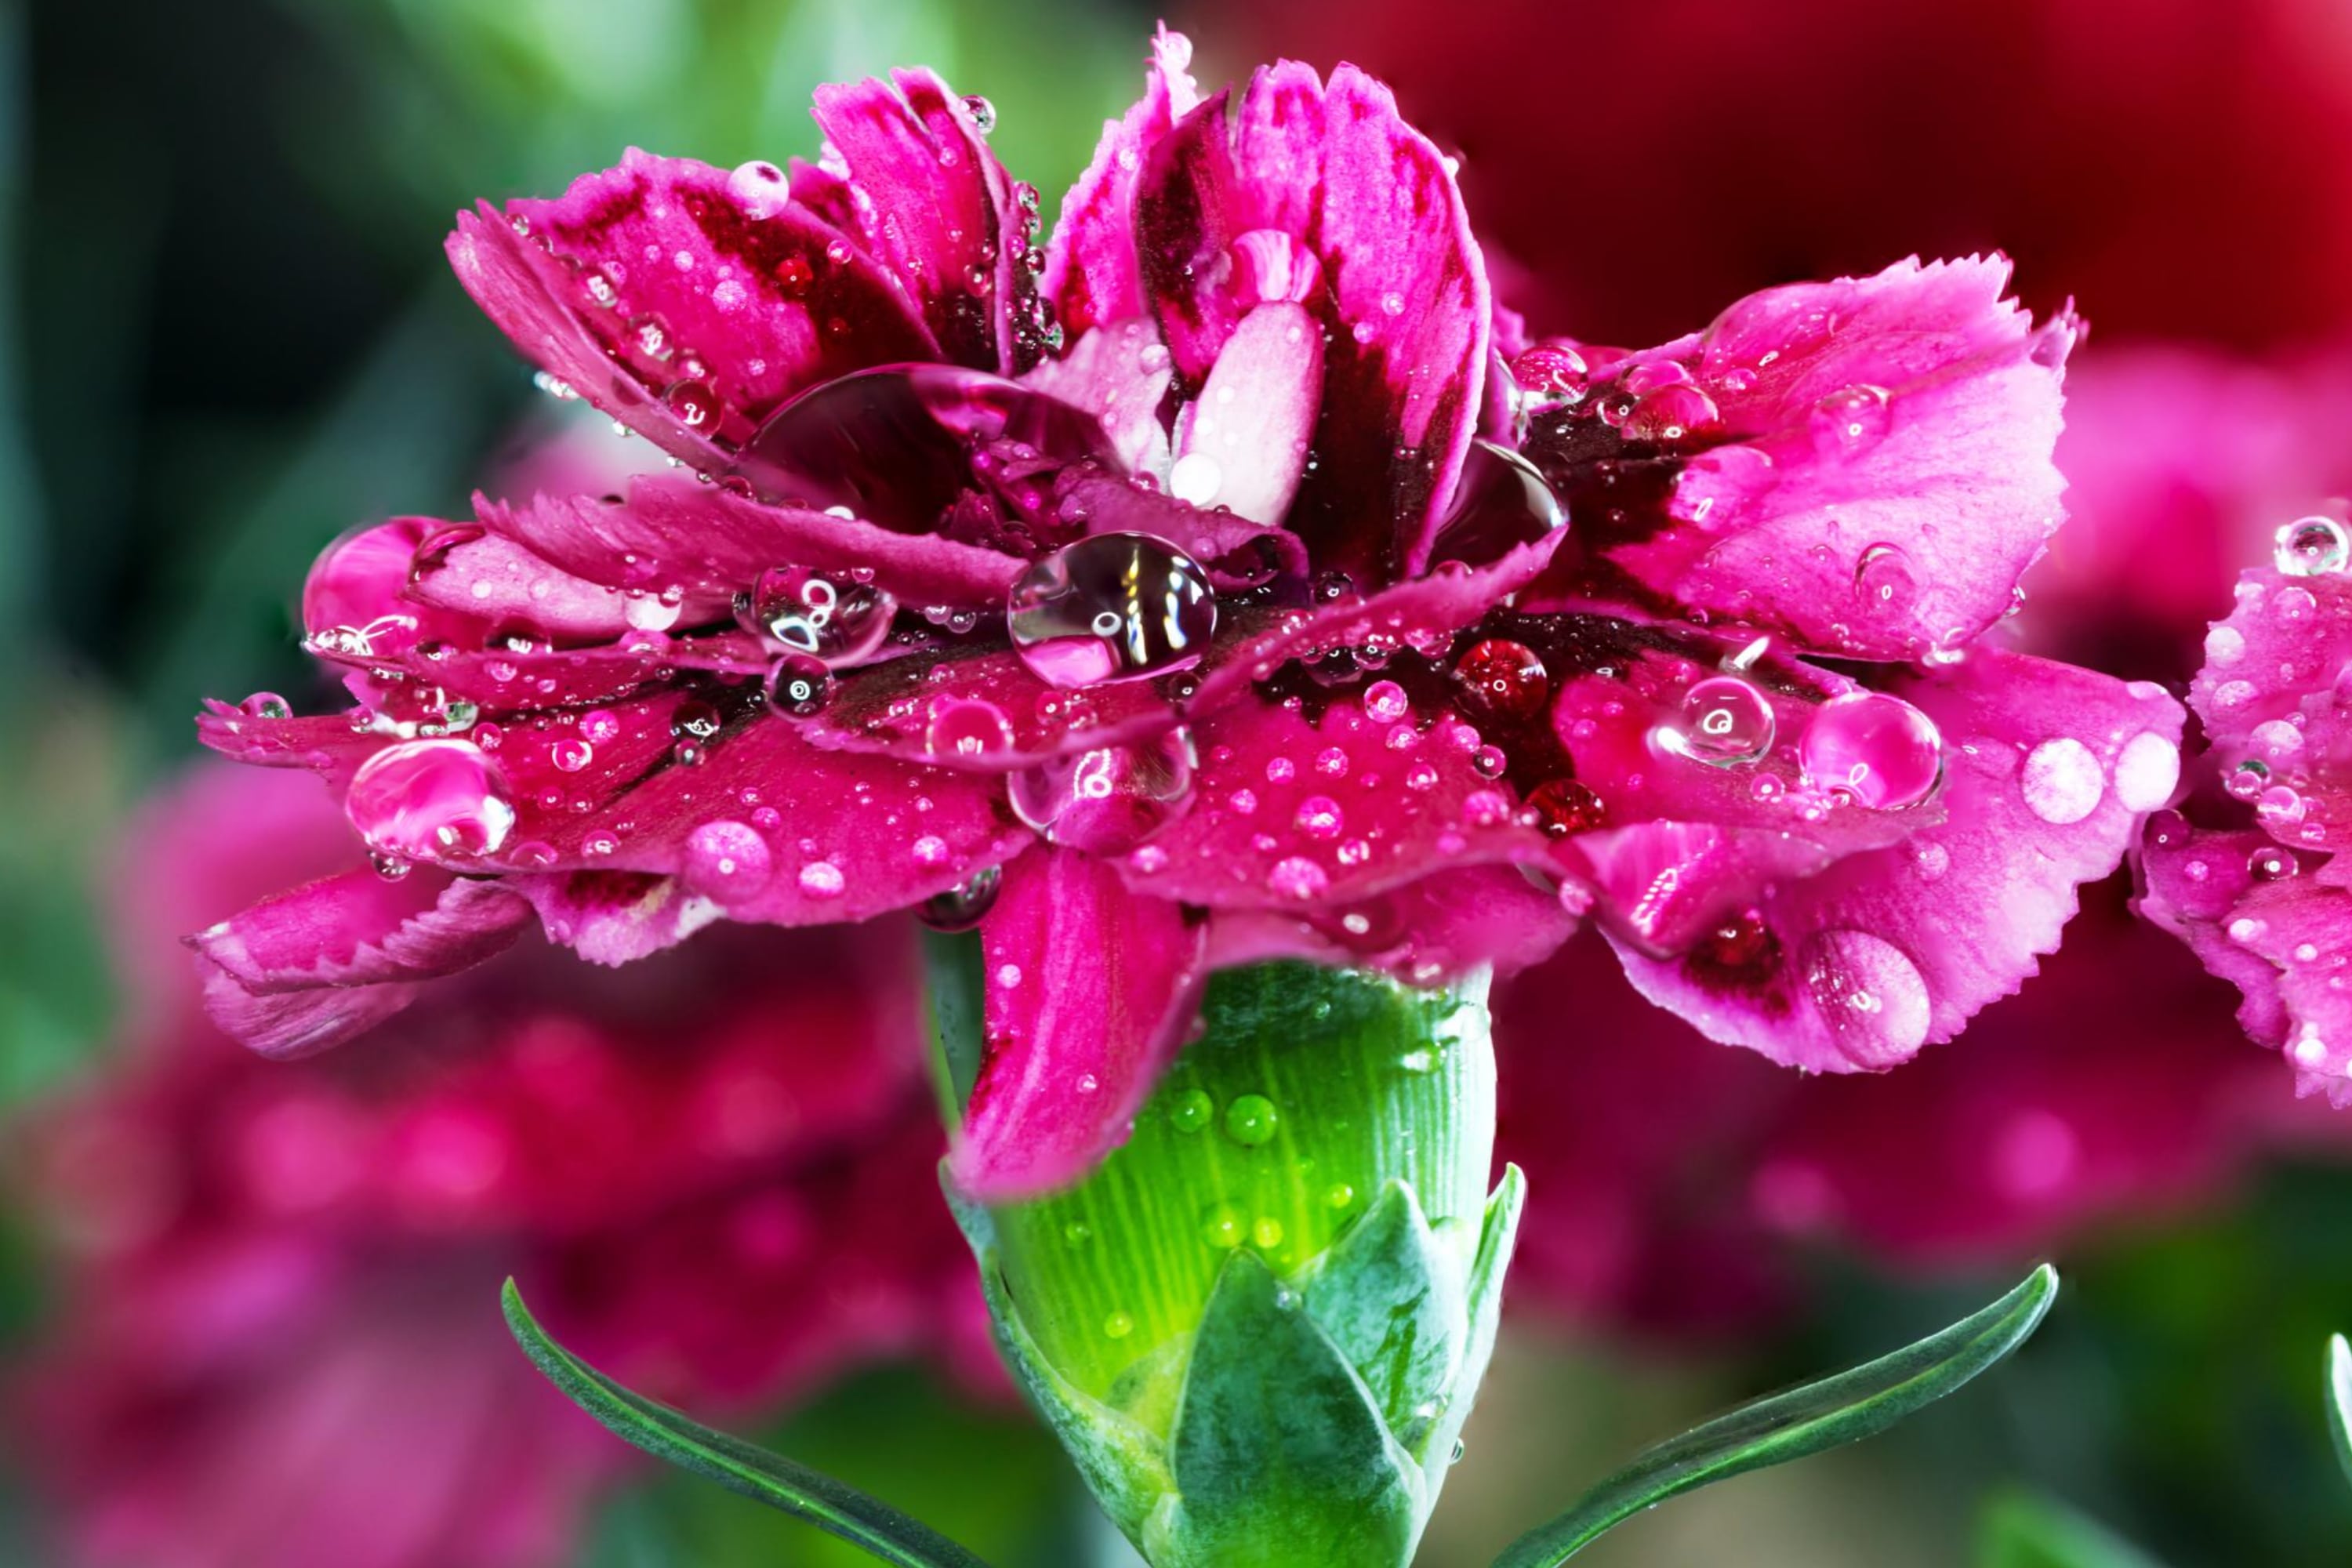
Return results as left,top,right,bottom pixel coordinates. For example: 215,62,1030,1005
6,0,2352,1563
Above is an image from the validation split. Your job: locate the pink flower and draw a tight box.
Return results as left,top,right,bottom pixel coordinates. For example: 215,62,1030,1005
2135,513,2352,1104
8,765,986,1568
197,29,2172,1199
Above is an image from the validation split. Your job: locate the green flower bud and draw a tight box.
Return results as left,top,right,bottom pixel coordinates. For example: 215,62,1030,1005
930,949,1523,1568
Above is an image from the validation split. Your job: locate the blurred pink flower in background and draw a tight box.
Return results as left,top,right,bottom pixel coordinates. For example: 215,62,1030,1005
1200,0,2352,354
5,764,985,1568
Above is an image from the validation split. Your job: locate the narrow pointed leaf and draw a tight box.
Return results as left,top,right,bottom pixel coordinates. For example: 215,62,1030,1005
502,1280,991,1568
2328,1333,2352,1490
1494,1264,2060,1566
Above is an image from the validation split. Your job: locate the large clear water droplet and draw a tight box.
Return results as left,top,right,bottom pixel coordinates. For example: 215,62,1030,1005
731,365,1117,529
727,161,793,220
1800,928,1931,1066
1798,691,1943,809
681,819,775,900
918,864,1003,931
1007,728,1196,853
1007,533,1215,688
738,564,895,666
2274,516,2351,577
1427,439,1565,569
1667,676,1775,765
1809,384,1893,456
344,739,517,863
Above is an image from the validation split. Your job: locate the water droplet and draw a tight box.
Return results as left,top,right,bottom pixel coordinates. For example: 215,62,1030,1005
1325,1182,1356,1210
1625,383,1720,442
1509,343,1588,415
2249,844,2299,880
763,653,832,718
1225,1094,1279,1146
664,379,721,430
1453,639,1549,722
682,819,774,900
2113,731,2181,811
1798,691,1943,809
732,365,1116,526
2226,757,2271,800
1801,928,1931,1066
1267,856,1330,900
917,865,1002,931
1668,677,1776,765
1522,778,1607,837
1102,1310,1133,1339
549,736,594,773
1363,680,1410,724
1007,532,1216,688
961,94,997,135
2274,516,2350,577
1428,441,1565,568
1167,450,1223,506
1007,728,1196,853
2020,737,2103,825
1251,1216,1286,1248
344,739,517,863
1809,384,1893,456
740,565,895,666
924,697,1015,760
1169,1088,1215,1134
797,860,846,899
2258,782,2306,828
728,160,793,219
1853,543,1917,612
1294,794,1345,840
239,691,292,720
1202,1207,1245,1248
2205,625,2245,667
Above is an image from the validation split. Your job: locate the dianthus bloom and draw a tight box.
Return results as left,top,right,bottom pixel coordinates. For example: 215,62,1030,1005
196,27,2178,1200
2136,514,2352,1104
9,767,982,1568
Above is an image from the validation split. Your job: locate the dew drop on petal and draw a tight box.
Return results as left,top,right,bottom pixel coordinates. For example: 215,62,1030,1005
1266,856,1330,900
2249,844,2299,880
743,565,895,666
345,739,517,863
682,819,775,900
918,864,1003,931
1798,691,1943,809
1427,441,1564,569
2274,516,2351,577
727,160,793,218
1853,543,1917,611
1452,639,1549,722
924,697,1016,761
1007,728,1196,853
797,860,846,900
2021,738,2104,825
1800,929,1931,1067
2112,731,2181,812
1363,680,1410,724
1007,532,1216,688
1809,384,1893,456
763,653,831,718
1669,677,1776,765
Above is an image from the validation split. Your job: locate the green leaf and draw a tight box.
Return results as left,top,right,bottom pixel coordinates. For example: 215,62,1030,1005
1303,1179,1468,1449
2328,1333,2352,1490
500,1280,991,1568
1494,1263,2060,1566
1976,1490,2167,1568
1152,1249,1425,1568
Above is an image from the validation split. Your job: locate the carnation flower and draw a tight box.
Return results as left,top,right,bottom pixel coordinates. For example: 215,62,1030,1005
8,766,984,1568
195,27,2172,1209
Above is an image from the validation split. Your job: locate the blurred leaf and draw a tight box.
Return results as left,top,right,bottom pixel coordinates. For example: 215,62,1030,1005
503,1279,992,1567
2328,1334,2352,1491
1976,1490,2166,1568
1494,1265,2059,1566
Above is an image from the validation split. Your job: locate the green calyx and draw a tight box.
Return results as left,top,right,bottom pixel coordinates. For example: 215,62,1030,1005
929,949,1523,1568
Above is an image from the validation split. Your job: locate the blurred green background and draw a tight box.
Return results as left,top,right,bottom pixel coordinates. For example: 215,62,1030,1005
2,0,2350,1563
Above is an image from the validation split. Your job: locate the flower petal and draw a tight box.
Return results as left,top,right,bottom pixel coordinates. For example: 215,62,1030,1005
1136,64,1490,581
1044,26,1201,340
188,868,533,1058
2188,563,2352,848
481,475,1028,610
1020,320,1176,477
446,150,937,465
953,848,1207,1199
806,70,1034,372
1523,256,2072,660
1608,650,2182,1071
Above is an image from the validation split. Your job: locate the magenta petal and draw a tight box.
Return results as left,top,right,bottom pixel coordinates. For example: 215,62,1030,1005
406,527,653,640
447,151,938,463
1137,64,1490,580
803,644,1178,772
506,870,725,966
2188,563,2352,848
2136,815,2294,1051
1171,301,1323,526
188,868,533,1058
1044,26,1200,341
952,849,1205,1199
1610,651,2182,1071
195,706,384,786
1527,256,2071,660
1054,467,1307,590
482,477,1026,609
1020,321,1174,477
511,713,1031,924
808,71,1031,372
